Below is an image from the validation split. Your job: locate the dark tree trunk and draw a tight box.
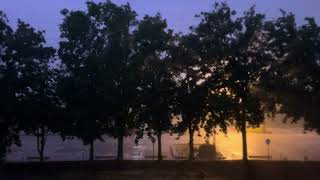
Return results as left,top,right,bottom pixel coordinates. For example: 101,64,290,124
241,119,248,162
157,131,162,160
188,127,195,160
89,139,94,161
117,136,124,160
36,127,46,162
36,135,45,162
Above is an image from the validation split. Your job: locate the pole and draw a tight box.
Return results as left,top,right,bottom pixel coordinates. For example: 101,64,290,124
266,138,271,160
267,144,270,160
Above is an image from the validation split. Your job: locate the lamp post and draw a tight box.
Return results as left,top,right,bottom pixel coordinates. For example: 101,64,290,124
266,138,271,160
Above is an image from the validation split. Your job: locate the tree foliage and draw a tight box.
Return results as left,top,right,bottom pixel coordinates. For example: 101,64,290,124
133,14,176,160
0,11,20,161
263,12,320,133
14,20,57,162
59,1,139,160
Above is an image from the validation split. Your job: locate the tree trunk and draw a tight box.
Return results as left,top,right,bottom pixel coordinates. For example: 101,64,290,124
188,128,195,160
157,131,162,160
36,135,44,162
89,139,94,161
117,136,124,160
36,127,46,162
241,119,248,162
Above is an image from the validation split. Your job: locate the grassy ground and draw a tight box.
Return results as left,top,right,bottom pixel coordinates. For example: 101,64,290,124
1,160,320,180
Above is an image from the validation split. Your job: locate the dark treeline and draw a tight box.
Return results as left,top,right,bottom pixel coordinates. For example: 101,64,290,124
0,1,319,162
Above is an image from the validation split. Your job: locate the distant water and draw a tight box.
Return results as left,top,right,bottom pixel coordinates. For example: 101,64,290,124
6,118,320,161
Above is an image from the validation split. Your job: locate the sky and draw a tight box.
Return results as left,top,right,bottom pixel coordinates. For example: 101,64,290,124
1,0,320,47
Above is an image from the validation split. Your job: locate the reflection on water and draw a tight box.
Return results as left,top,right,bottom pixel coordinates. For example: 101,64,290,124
6,118,320,161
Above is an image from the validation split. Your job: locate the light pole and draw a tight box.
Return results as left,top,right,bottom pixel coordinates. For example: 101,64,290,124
266,138,271,160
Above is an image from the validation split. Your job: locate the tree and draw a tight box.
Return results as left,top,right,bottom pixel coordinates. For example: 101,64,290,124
0,13,57,162
12,20,56,162
0,11,20,161
193,2,243,142
59,1,139,161
262,12,320,133
171,32,234,160
170,34,210,160
59,7,109,161
88,1,138,161
225,7,274,161
133,14,176,160
194,3,275,161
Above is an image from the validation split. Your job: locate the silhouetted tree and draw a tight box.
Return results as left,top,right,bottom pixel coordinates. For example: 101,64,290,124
171,32,234,160
11,20,56,162
263,12,320,133
226,7,275,161
194,3,275,161
170,34,210,160
193,3,242,141
0,11,20,161
133,14,176,160
59,6,110,161
88,1,138,161
59,1,139,161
